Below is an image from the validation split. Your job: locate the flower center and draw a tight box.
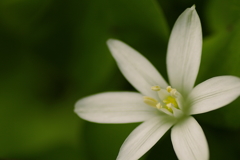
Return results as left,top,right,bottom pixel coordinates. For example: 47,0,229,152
143,86,183,116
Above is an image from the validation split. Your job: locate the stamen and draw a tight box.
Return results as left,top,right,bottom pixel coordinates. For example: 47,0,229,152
151,86,161,91
166,103,173,108
163,99,168,103
156,103,162,109
166,103,173,113
166,86,172,93
143,85,183,117
143,96,158,107
170,89,177,97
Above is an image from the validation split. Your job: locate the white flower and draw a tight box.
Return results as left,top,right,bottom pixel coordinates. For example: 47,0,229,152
74,5,240,160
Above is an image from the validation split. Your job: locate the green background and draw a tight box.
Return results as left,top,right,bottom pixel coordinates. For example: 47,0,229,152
1,0,240,159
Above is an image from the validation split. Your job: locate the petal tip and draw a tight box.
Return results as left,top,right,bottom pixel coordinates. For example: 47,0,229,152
190,4,196,10
74,99,83,115
107,38,118,46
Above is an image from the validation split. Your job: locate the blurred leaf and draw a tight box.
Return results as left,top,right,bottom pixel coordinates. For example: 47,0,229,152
203,123,240,160
205,0,240,33
83,122,140,160
0,52,85,159
0,0,53,35
69,0,169,96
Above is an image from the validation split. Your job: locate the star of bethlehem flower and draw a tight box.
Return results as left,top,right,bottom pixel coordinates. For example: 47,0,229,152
75,5,240,160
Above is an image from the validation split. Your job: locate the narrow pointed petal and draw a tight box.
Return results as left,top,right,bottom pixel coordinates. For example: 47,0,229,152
171,116,209,160
74,92,158,123
107,39,168,99
117,116,175,160
167,5,202,95
188,76,240,115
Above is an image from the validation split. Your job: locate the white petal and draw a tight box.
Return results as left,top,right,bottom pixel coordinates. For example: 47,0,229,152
74,92,158,123
172,107,184,118
167,5,202,96
188,76,240,115
107,39,168,99
171,116,209,160
117,116,175,160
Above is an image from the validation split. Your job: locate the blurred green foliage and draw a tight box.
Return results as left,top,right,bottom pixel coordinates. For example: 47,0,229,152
0,0,240,159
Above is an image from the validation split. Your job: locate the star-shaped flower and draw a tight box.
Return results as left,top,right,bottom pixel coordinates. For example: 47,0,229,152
75,5,240,160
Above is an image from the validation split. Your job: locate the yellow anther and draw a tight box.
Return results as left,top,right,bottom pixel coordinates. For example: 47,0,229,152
163,99,168,103
166,103,173,108
166,86,173,93
165,103,173,113
151,86,161,91
143,96,158,107
156,103,162,109
170,89,177,96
